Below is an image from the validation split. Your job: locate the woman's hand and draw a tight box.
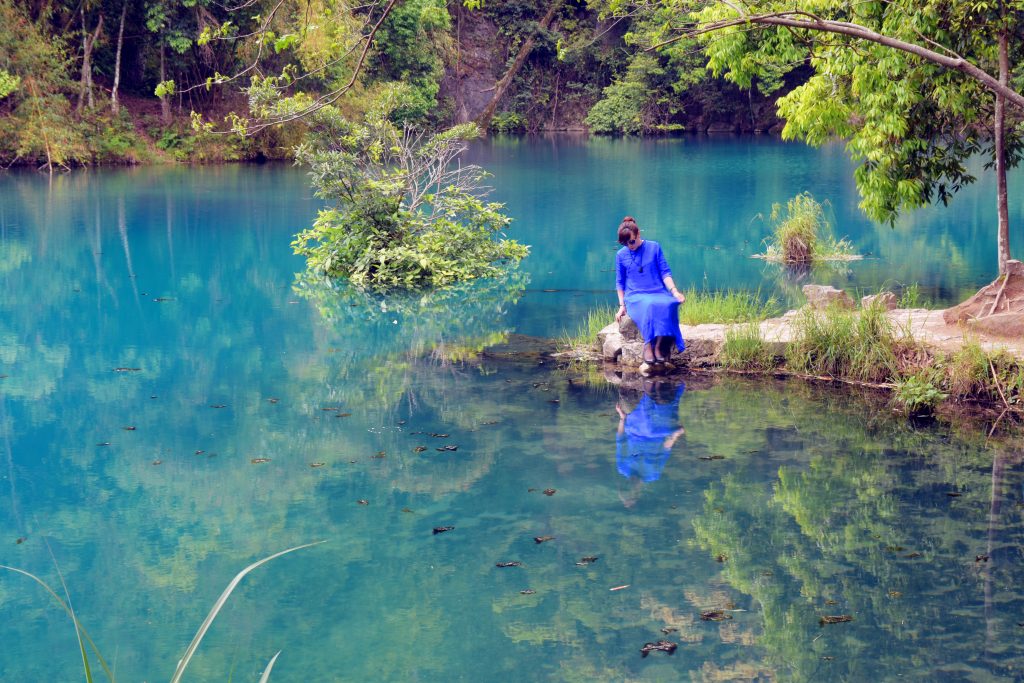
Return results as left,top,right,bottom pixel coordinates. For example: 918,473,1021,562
615,305,627,322
672,289,686,304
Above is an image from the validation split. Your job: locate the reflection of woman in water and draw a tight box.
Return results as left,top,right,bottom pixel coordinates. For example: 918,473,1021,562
616,381,686,490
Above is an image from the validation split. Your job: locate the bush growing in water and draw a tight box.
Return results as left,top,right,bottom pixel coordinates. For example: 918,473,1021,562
291,89,528,290
761,193,856,264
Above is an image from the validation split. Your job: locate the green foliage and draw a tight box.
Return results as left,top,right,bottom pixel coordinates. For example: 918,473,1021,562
0,69,19,99
679,287,780,324
721,323,778,371
490,111,527,133
586,54,663,135
785,303,897,382
291,92,528,290
897,282,929,308
691,0,1024,225
760,193,856,263
893,370,947,414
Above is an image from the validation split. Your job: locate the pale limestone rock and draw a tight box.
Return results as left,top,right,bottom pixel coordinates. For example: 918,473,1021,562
596,322,619,347
619,315,640,341
602,334,623,361
802,284,855,310
621,340,645,366
861,292,898,311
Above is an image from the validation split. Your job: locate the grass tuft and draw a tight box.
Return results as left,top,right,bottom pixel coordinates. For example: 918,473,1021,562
758,193,859,264
679,287,780,325
560,305,618,351
721,323,778,371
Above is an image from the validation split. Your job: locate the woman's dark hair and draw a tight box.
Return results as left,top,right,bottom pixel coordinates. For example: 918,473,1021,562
617,216,639,245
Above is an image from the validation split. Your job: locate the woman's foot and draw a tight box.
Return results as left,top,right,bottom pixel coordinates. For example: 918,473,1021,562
643,342,657,364
653,336,668,363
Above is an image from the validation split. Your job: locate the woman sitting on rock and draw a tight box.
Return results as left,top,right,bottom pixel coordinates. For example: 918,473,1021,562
614,216,686,365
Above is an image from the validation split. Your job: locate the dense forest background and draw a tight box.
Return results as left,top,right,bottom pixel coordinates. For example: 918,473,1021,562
0,0,802,168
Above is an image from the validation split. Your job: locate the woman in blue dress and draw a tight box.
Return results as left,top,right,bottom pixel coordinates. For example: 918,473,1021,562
614,216,686,364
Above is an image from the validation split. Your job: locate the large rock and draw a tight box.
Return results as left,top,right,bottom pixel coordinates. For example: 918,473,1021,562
602,334,623,361
597,322,619,348
621,340,645,366
861,292,898,311
802,284,855,311
619,315,641,341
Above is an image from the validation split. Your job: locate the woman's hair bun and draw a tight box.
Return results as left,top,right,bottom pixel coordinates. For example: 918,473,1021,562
622,216,636,224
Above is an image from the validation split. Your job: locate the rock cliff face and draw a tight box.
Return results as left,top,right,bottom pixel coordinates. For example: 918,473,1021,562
440,6,498,124
438,6,789,133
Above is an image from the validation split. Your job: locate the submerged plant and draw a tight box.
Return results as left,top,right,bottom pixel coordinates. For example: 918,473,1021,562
758,193,858,264
1,541,324,683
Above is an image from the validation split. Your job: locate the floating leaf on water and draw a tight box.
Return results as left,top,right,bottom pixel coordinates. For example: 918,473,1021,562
430,433,450,438
195,450,205,455
373,452,386,459
267,398,279,404
436,445,458,452
210,404,226,409
153,297,175,302
480,420,499,426
661,627,678,635
397,420,406,425
321,407,340,411
357,500,369,505
543,489,556,496
401,507,414,514
534,536,555,544
250,458,271,464
96,442,111,447
976,554,990,563
16,537,26,544
700,610,732,621
639,641,677,658
547,399,560,404
821,656,834,661
309,462,325,468
904,552,922,558
496,561,522,568
715,554,728,563
152,460,162,465
819,615,854,625
947,492,962,497
699,455,725,461
113,367,141,372
824,599,837,606
413,446,427,453
884,545,905,553
336,413,351,418
609,585,629,591
519,589,536,595
432,526,455,535
575,556,599,566
527,488,537,493
122,426,136,431
887,590,902,598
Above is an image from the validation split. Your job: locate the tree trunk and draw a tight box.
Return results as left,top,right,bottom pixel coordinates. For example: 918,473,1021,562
111,0,127,115
76,10,103,112
475,0,563,130
160,45,171,125
996,29,1011,275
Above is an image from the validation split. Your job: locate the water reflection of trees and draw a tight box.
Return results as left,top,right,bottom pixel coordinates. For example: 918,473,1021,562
689,379,1024,680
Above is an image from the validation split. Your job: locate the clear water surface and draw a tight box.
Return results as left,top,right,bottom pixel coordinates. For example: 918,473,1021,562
1,138,1023,681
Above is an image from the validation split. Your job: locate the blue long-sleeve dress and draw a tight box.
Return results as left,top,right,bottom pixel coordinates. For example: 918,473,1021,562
616,383,686,482
615,240,685,352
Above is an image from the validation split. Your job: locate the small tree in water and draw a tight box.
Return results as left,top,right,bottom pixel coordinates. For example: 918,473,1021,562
291,89,528,290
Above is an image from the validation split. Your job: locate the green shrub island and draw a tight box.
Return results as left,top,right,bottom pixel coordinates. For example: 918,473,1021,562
291,89,529,290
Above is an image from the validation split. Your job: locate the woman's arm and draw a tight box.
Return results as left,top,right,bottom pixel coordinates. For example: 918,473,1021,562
616,288,627,322
662,276,686,304
656,244,685,303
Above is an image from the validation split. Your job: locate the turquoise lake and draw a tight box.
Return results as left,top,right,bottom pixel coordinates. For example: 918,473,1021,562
1,137,1024,681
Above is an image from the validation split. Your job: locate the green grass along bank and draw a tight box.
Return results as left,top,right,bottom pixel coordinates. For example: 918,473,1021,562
570,281,1024,418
